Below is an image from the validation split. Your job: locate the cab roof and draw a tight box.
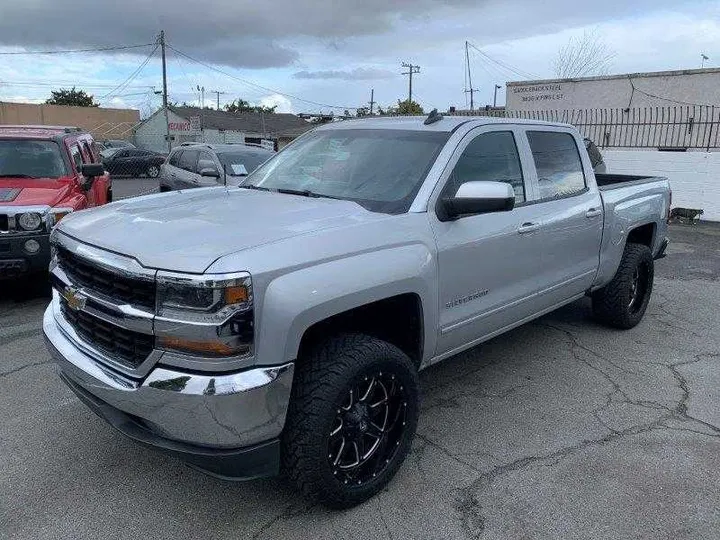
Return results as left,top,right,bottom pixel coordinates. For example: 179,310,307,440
0,125,87,139
316,115,573,133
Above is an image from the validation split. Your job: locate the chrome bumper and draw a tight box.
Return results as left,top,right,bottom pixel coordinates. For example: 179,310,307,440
43,305,294,449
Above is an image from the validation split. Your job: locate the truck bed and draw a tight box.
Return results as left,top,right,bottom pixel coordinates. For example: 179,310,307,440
595,173,665,191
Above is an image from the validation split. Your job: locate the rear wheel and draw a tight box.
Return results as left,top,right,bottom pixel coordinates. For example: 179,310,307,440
592,243,654,329
283,334,419,509
146,165,160,178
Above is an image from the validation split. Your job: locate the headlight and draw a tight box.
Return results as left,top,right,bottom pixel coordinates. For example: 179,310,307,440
17,212,43,231
51,208,74,227
156,272,253,357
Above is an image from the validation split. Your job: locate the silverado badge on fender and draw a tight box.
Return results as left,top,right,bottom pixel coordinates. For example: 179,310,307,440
61,287,87,312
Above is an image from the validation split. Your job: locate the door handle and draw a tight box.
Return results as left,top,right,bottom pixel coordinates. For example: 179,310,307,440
585,207,602,218
517,222,540,234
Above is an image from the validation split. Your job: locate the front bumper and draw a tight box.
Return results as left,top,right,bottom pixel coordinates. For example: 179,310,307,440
0,232,51,278
43,305,294,479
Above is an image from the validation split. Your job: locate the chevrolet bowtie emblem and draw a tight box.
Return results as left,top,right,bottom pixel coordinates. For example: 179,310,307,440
62,286,87,312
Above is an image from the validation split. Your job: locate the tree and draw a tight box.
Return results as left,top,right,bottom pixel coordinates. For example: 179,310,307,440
224,98,276,114
553,29,615,79
355,106,370,117
45,87,99,107
384,99,424,116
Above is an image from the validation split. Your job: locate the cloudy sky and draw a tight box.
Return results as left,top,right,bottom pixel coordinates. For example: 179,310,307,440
0,1,718,115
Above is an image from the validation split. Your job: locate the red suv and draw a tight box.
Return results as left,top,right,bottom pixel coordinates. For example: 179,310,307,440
0,125,111,279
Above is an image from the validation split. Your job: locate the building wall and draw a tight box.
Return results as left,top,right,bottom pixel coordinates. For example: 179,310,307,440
507,69,720,112
0,101,140,139
604,150,720,221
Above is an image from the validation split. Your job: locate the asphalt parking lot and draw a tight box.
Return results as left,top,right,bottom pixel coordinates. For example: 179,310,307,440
1,215,719,539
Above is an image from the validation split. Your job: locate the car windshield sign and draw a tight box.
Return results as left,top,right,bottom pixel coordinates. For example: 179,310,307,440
0,140,68,179
218,151,271,176
242,129,450,214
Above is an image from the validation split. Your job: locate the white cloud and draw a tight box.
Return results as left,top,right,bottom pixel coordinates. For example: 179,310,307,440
260,94,294,114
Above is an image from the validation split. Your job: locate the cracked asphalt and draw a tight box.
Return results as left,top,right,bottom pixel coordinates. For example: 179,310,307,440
1,222,719,540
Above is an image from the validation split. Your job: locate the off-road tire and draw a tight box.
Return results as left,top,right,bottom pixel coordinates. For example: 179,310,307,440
592,243,654,329
282,333,419,509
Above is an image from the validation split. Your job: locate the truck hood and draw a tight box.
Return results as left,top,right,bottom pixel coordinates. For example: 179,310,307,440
0,178,74,207
58,187,389,273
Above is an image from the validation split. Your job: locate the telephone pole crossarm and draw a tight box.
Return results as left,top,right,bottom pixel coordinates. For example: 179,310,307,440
401,62,421,103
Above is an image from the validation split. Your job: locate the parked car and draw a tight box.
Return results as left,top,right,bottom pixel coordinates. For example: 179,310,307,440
159,143,274,191
0,125,110,279
44,115,670,508
102,139,135,149
102,148,166,178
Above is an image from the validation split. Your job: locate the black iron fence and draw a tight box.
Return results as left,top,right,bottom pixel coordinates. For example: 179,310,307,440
449,106,720,150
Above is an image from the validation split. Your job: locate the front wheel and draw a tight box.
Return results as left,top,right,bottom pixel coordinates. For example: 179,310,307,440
146,165,160,178
283,334,419,509
592,243,654,329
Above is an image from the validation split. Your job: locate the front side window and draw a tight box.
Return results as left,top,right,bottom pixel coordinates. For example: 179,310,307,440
179,150,199,172
446,131,525,203
527,131,586,200
70,145,83,170
244,129,450,214
0,140,68,179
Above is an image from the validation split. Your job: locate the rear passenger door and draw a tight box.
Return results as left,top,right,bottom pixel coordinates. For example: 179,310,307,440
522,128,603,304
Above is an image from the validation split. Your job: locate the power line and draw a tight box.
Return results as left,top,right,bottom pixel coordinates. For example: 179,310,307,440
167,44,358,110
467,42,539,81
0,80,153,89
100,43,159,100
0,43,155,56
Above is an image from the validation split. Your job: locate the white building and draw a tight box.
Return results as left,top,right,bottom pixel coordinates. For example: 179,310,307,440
134,106,313,153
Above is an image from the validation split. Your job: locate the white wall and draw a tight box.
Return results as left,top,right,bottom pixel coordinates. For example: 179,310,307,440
604,150,720,221
507,68,720,111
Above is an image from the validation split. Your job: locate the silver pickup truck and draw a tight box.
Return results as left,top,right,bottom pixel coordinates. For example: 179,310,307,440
43,115,670,508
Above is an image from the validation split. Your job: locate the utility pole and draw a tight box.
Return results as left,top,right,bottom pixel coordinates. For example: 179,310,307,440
197,85,205,142
464,41,479,111
493,84,502,107
369,88,375,115
159,30,171,152
401,62,420,103
212,90,226,109
702,53,709,68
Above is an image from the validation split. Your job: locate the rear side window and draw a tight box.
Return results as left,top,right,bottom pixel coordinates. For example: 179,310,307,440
527,131,586,199
169,150,182,166
447,131,525,203
178,150,199,172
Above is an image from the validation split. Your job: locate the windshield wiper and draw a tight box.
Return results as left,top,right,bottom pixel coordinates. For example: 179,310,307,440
276,188,341,200
0,173,34,178
237,184,270,191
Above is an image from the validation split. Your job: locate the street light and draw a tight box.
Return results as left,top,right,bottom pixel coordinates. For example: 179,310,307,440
493,84,503,107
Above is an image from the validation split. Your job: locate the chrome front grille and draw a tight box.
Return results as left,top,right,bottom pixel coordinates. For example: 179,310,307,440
57,246,156,310
52,233,159,376
60,298,154,369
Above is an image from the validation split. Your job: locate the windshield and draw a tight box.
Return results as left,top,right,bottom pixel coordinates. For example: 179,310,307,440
0,140,68,179
218,151,272,176
243,129,450,214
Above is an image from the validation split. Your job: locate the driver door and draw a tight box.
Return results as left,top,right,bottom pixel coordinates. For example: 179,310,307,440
430,126,550,357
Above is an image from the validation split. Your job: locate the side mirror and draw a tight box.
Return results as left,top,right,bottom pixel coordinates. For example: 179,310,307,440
80,163,105,190
199,159,220,178
81,163,105,178
440,181,515,221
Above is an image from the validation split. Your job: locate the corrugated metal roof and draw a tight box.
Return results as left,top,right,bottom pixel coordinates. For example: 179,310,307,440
170,106,313,136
